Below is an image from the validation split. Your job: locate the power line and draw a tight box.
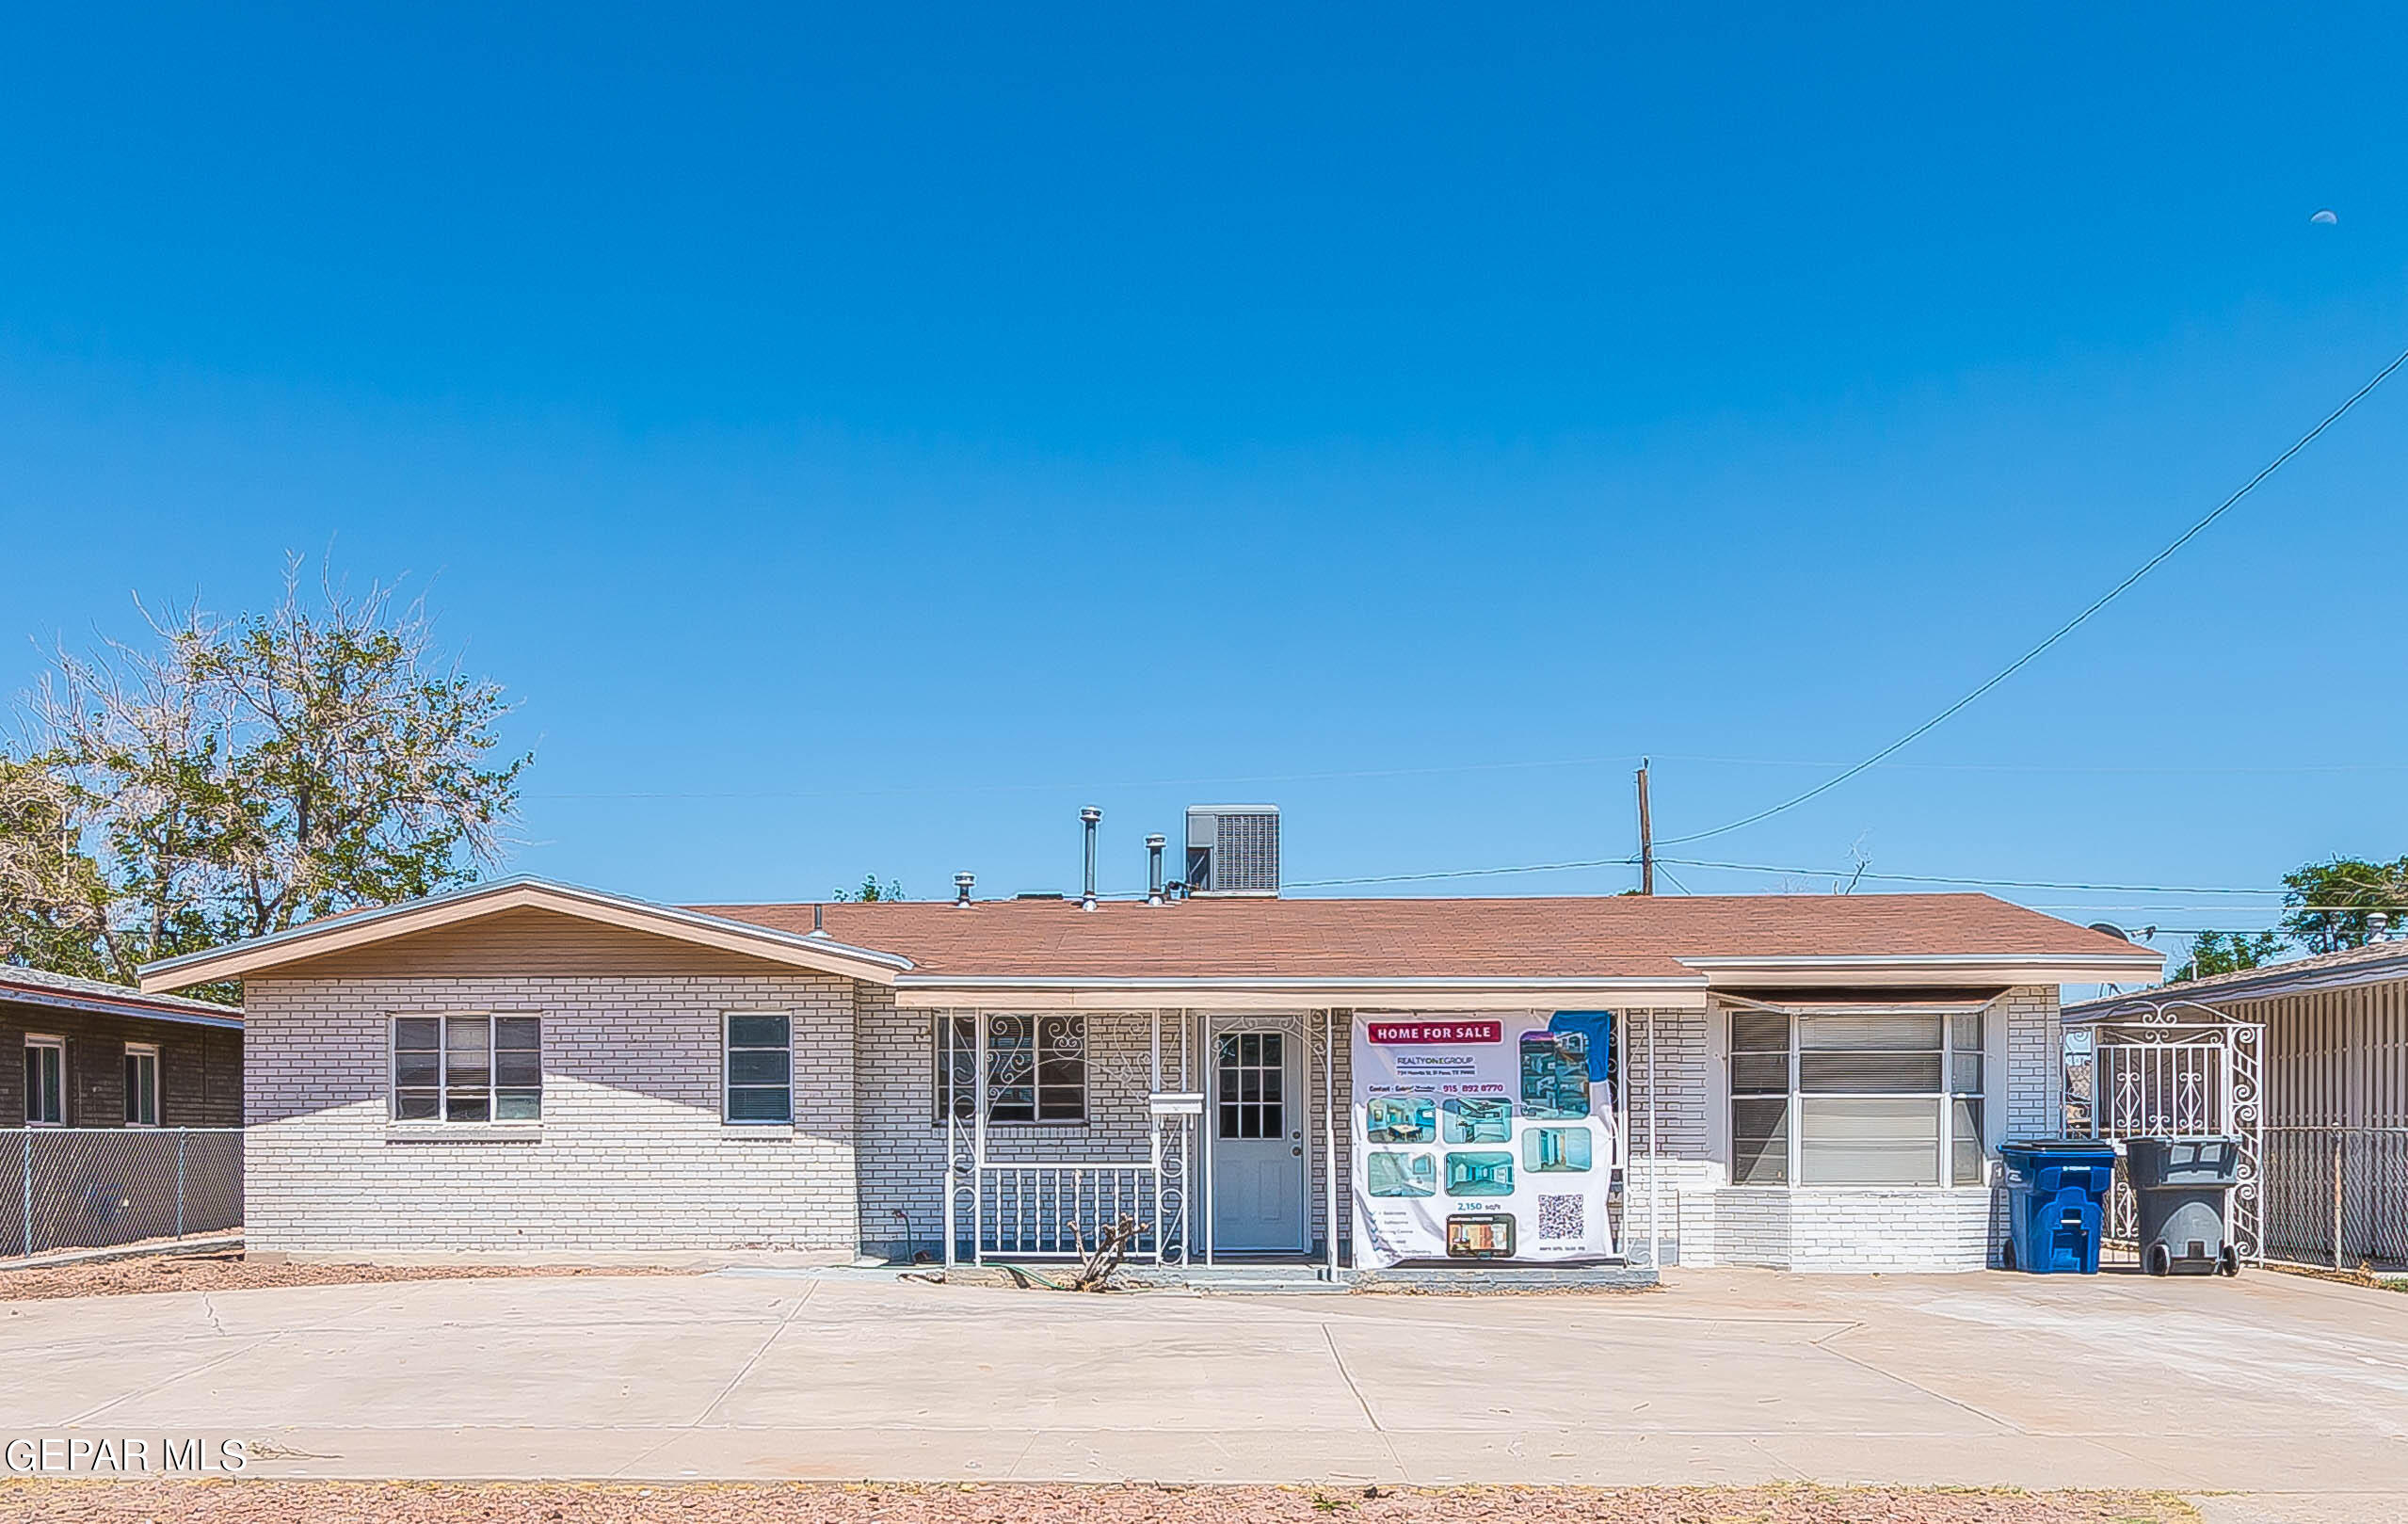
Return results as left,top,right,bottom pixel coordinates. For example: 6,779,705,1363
1286,857,1630,889
532,753,1646,803
1287,849,2408,911
1658,858,2297,896
1654,342,2408,848
529,751,2408,804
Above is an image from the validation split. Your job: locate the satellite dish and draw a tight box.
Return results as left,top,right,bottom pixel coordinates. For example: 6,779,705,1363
2086,922,2130,942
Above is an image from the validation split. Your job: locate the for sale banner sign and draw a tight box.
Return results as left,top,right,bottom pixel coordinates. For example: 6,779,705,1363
1350,1010,1619,1268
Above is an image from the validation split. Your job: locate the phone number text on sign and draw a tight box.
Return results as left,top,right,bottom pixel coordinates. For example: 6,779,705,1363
1365,1021,1502,1045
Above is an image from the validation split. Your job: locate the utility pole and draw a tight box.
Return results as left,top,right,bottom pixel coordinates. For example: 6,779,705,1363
1635,757,1654,896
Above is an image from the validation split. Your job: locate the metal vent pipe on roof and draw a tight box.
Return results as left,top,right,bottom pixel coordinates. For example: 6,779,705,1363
1080,806,1102,911
1146,834,1166,906
954,871,975,908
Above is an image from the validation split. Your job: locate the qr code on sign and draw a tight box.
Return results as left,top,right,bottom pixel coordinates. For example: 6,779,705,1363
1536,1194,1584,1239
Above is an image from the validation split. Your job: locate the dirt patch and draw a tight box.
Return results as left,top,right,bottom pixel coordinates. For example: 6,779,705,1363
0,1252,698,1301
0,1482,2202,1523
2263,1259,2408,1293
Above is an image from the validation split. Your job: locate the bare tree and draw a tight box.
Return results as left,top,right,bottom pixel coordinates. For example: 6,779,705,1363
2,559,527,989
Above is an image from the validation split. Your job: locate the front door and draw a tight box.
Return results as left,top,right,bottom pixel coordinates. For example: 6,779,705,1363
1210,1025,1309,1253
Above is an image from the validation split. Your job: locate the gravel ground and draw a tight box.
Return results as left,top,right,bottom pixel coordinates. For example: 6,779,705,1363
0,1483,2202,1523
0,1252,698,1301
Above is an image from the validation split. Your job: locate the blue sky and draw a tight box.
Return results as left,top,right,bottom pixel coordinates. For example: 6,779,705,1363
4,5,2403,959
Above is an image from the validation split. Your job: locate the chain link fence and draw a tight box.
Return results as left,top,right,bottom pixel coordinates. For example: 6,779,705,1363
2262,1126,2408,1271
2,1129,243,1260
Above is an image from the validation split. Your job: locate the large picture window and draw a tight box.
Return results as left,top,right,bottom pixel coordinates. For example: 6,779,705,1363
393,1015,542,1123
724,1013,794,1123
933,1013,1085,1124
1728,1007,1985,1187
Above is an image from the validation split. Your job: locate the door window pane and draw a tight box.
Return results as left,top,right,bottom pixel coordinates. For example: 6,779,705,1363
1217,1031,1286,1141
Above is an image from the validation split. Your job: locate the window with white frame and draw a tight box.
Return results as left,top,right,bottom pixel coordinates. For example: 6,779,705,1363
932,1013,1085,1124
1729,1008,1985,1187
724,1013,793,1123
123,1042,160,1127
393,1015,541,1122
24,1036,65,1126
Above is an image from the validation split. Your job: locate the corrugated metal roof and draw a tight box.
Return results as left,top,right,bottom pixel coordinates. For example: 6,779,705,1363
2066,938,2408,1017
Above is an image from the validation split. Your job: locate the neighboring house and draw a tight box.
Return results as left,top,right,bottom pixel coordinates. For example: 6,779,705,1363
3,966,244,1130
3,966,244,1258
2066,938,2408,1266
140,871,2155,1275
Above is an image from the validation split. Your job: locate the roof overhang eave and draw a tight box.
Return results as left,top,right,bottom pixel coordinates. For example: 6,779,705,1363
136,876,913,993
891,974,1711,1012
0,984,244,1030
1678,952,2166,987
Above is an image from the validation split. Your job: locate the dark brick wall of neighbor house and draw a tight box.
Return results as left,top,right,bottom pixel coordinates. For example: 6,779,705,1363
1,998,243,1128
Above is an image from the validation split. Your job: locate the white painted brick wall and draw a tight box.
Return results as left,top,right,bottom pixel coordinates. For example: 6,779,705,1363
2003,985,2064,1139
245,977,2063,1272
245,973,859,1255
1662,986,2062,1272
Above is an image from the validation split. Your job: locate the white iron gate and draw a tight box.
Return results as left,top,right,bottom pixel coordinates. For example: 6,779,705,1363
2069,999,2264,1264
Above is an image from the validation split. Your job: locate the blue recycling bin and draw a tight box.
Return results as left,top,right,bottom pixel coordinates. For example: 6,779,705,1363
1997,1139,2119,1274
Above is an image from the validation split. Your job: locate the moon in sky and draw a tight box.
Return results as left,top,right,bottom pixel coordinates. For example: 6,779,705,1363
2311,209,2338,225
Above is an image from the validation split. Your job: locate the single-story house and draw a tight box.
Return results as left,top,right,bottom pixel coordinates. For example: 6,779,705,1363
140,873,2157,1274
4,965,244,1257
2066,935,2408,1267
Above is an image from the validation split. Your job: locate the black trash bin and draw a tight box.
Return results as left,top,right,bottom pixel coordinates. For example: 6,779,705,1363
2124,1135,2241,1277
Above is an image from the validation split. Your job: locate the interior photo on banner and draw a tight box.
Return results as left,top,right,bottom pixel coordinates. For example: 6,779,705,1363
1351,1011,1620,1268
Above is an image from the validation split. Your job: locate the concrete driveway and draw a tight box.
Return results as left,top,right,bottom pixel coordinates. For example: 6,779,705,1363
7,1266,2408,1516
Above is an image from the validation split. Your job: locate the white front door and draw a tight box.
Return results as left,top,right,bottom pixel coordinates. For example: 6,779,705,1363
1210,1025,1308,1253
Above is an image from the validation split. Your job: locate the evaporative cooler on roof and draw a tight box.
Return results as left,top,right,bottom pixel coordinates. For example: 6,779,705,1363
1185,805,1280,897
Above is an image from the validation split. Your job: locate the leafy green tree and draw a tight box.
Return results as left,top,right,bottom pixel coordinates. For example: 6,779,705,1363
0,561,526,990
2173,929,2286,982
2280,856,2408,954
835,874,905,902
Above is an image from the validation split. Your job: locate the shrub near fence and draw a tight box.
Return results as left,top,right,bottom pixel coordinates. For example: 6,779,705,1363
6,1129,242,1259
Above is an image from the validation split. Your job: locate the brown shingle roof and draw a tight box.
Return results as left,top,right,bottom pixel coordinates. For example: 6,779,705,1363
687,892,2151,982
